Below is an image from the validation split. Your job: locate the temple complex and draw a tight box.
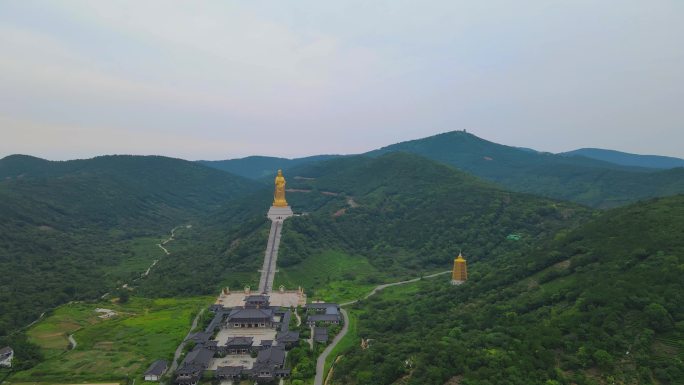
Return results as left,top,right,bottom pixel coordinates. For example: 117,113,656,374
451,252,468,285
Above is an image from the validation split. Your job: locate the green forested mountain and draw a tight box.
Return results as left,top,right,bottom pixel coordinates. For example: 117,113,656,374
332,195,684,385
276,153,590,272
0,154,259,337
198,154,341,180
367,131,684,208
4,149,683,383
561,148,684,169
135,152,590,301
198,131,684,208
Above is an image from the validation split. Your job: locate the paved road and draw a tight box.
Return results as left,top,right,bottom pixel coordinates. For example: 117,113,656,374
314,270,451,385
340,270,451,306
170,308,204,373
314,308,349,385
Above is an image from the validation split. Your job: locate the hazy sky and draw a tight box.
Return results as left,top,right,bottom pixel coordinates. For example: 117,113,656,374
1,1,682,160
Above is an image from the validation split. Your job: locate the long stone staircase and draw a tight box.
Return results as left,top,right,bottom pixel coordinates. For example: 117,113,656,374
258,219,284,293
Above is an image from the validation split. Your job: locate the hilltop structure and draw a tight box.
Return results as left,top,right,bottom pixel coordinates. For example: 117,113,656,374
267,169,293,221
261,169,294,292
451,252,468,285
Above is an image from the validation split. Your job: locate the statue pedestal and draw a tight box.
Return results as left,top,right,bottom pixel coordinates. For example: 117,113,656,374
267,206,293,221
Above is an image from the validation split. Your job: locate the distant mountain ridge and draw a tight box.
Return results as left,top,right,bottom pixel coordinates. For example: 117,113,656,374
198,154,341,180
200,131,684,208
365,131,684,208
560,147,684,169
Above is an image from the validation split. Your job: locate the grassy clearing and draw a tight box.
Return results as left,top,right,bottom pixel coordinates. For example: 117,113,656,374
105,237,163,280
275,250,380,303
9,296,213,384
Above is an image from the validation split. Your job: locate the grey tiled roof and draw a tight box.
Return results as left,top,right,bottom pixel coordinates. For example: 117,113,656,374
305,302,339,310
256,346,285,365
307,314,340,323
228,307,274,320
144,360,168,376
225,336,253,347
313,327,328,343
216,365,243,376
182,347,213,368
276,331,299,342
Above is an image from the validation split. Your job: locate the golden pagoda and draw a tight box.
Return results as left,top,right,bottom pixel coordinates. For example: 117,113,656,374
451,252,468,285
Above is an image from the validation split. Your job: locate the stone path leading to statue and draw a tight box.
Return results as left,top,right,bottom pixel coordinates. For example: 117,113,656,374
258,219,284,293
314,270,451,385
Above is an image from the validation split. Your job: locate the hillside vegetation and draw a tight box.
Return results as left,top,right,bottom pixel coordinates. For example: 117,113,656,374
0,155,258,339
332,195,684,385
134,153,590,303
274,153,590,288
368,131,684,208
561,148,684,169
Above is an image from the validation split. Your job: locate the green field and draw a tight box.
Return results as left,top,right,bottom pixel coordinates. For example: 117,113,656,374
104,237,166,281
275,250,380,303
8,296,213,384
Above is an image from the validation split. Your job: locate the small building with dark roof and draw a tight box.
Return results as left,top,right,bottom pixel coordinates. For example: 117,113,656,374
250,346,289,382
305,302,339,313
144,360,168,381
215,365,244,380
227,307,275,328
305,303,341,325
313,327,329,343
185,331,212,345
306,314,341,326
244,295,270,308
224,336,253,354
175,347,214,385
276,331,300,349
0,346,14,368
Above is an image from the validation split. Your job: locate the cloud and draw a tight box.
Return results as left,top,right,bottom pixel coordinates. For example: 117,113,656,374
0,0,682,159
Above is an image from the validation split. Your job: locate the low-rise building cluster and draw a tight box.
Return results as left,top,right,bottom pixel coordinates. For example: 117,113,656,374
172,294,300,384
143,297,343,384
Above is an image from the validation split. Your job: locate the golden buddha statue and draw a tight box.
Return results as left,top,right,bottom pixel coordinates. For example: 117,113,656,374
273,169,288,207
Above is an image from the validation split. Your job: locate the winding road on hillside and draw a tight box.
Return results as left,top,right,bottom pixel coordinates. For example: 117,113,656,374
314,270,451,385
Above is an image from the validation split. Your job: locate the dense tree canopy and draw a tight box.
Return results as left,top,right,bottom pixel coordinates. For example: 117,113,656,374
332,195,684,385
